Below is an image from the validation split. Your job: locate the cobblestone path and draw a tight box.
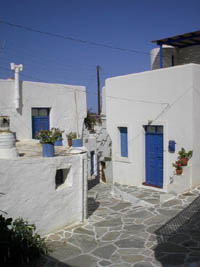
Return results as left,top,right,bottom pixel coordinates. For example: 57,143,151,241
39,183,200,267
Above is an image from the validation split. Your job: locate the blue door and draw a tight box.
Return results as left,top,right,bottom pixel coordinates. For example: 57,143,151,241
90,151,95,176
32,108,50,138
145,126,163,188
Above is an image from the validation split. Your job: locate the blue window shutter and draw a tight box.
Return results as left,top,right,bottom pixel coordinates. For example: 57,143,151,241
120,127,128,157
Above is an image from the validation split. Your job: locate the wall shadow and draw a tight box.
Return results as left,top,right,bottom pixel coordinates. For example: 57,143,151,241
87,197,100,217
154,195,200,266
88,175,100,190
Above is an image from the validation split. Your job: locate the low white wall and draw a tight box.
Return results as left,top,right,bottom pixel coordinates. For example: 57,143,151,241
0,153,88,235
167,165,192,195
105,64,199,192
0,80,87,143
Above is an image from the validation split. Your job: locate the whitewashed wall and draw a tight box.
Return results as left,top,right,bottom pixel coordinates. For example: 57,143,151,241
192,65,200,187
0,80,87,143
0,153,88,235
105,64,200,192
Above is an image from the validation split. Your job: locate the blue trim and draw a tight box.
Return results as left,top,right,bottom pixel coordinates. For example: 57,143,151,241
120,127,128,157
159,44,163,68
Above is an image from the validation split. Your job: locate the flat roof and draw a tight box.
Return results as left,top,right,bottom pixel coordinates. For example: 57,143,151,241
152,30,200,48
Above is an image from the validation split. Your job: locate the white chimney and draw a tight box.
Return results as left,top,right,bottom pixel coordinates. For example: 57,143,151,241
10,63,23,109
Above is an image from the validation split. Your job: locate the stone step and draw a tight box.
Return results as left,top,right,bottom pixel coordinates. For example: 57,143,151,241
111,185,154,207
111,185,176,207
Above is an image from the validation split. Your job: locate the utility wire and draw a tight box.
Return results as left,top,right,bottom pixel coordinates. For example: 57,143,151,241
0,20,179,61
0,20,150,56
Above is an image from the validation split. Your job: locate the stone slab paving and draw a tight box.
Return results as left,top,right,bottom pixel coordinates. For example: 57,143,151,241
37,183,200,267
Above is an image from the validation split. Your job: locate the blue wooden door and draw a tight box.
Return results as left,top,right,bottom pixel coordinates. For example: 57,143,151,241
145,126,163,187
32,116,49,138
90,151,95,176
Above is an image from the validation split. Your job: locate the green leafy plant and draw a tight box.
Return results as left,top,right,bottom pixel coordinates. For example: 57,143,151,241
36,128,63,144
0,215,49,266
84,110,97,132
172,160,182,170
66,132,77,140
178,148,193,160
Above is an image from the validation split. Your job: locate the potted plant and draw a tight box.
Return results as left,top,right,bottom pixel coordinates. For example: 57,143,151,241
36,128,63,157
178,148,193,166
53,128,64,146
172,160,183,175
66,132,77,147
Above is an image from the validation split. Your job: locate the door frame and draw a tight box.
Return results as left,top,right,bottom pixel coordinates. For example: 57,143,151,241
141,121,168,192
144,125,164,188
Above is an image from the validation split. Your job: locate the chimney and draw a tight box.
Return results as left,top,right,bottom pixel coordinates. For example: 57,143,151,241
10,63,23,109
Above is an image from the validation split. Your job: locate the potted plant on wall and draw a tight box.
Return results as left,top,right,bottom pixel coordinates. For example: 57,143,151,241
36,128,63,157
178,148,193,166
53,128,64,146
66,132,77,147
172,160,183,175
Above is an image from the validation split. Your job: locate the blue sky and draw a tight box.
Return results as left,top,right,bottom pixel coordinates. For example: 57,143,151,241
0,0,200,112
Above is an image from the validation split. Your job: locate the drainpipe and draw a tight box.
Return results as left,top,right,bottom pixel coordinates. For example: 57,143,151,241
10,63,23,109
74,89,79,138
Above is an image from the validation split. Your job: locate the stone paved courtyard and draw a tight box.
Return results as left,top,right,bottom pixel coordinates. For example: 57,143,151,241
35,183,200,267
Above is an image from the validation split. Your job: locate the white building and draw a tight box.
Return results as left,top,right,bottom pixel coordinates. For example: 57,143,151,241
0,64,87,143
151,30,200,69
0,63,88,234
104,63,200,194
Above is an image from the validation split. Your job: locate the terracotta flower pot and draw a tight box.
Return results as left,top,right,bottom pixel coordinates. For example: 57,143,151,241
68,139,72,147
180,157,188,166
176,168,182,175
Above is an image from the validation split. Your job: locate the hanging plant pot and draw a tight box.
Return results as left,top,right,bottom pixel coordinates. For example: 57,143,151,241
176,169,182,175
42,143,54,157
180,157,188,166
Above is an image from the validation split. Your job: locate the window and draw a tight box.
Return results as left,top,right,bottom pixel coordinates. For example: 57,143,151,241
119,127,128,157
0,116,10,129
144,125,163,134
32,108,49,117
55,168,72,190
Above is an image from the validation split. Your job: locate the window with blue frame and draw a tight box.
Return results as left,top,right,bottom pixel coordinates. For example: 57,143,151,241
119,127,128,157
